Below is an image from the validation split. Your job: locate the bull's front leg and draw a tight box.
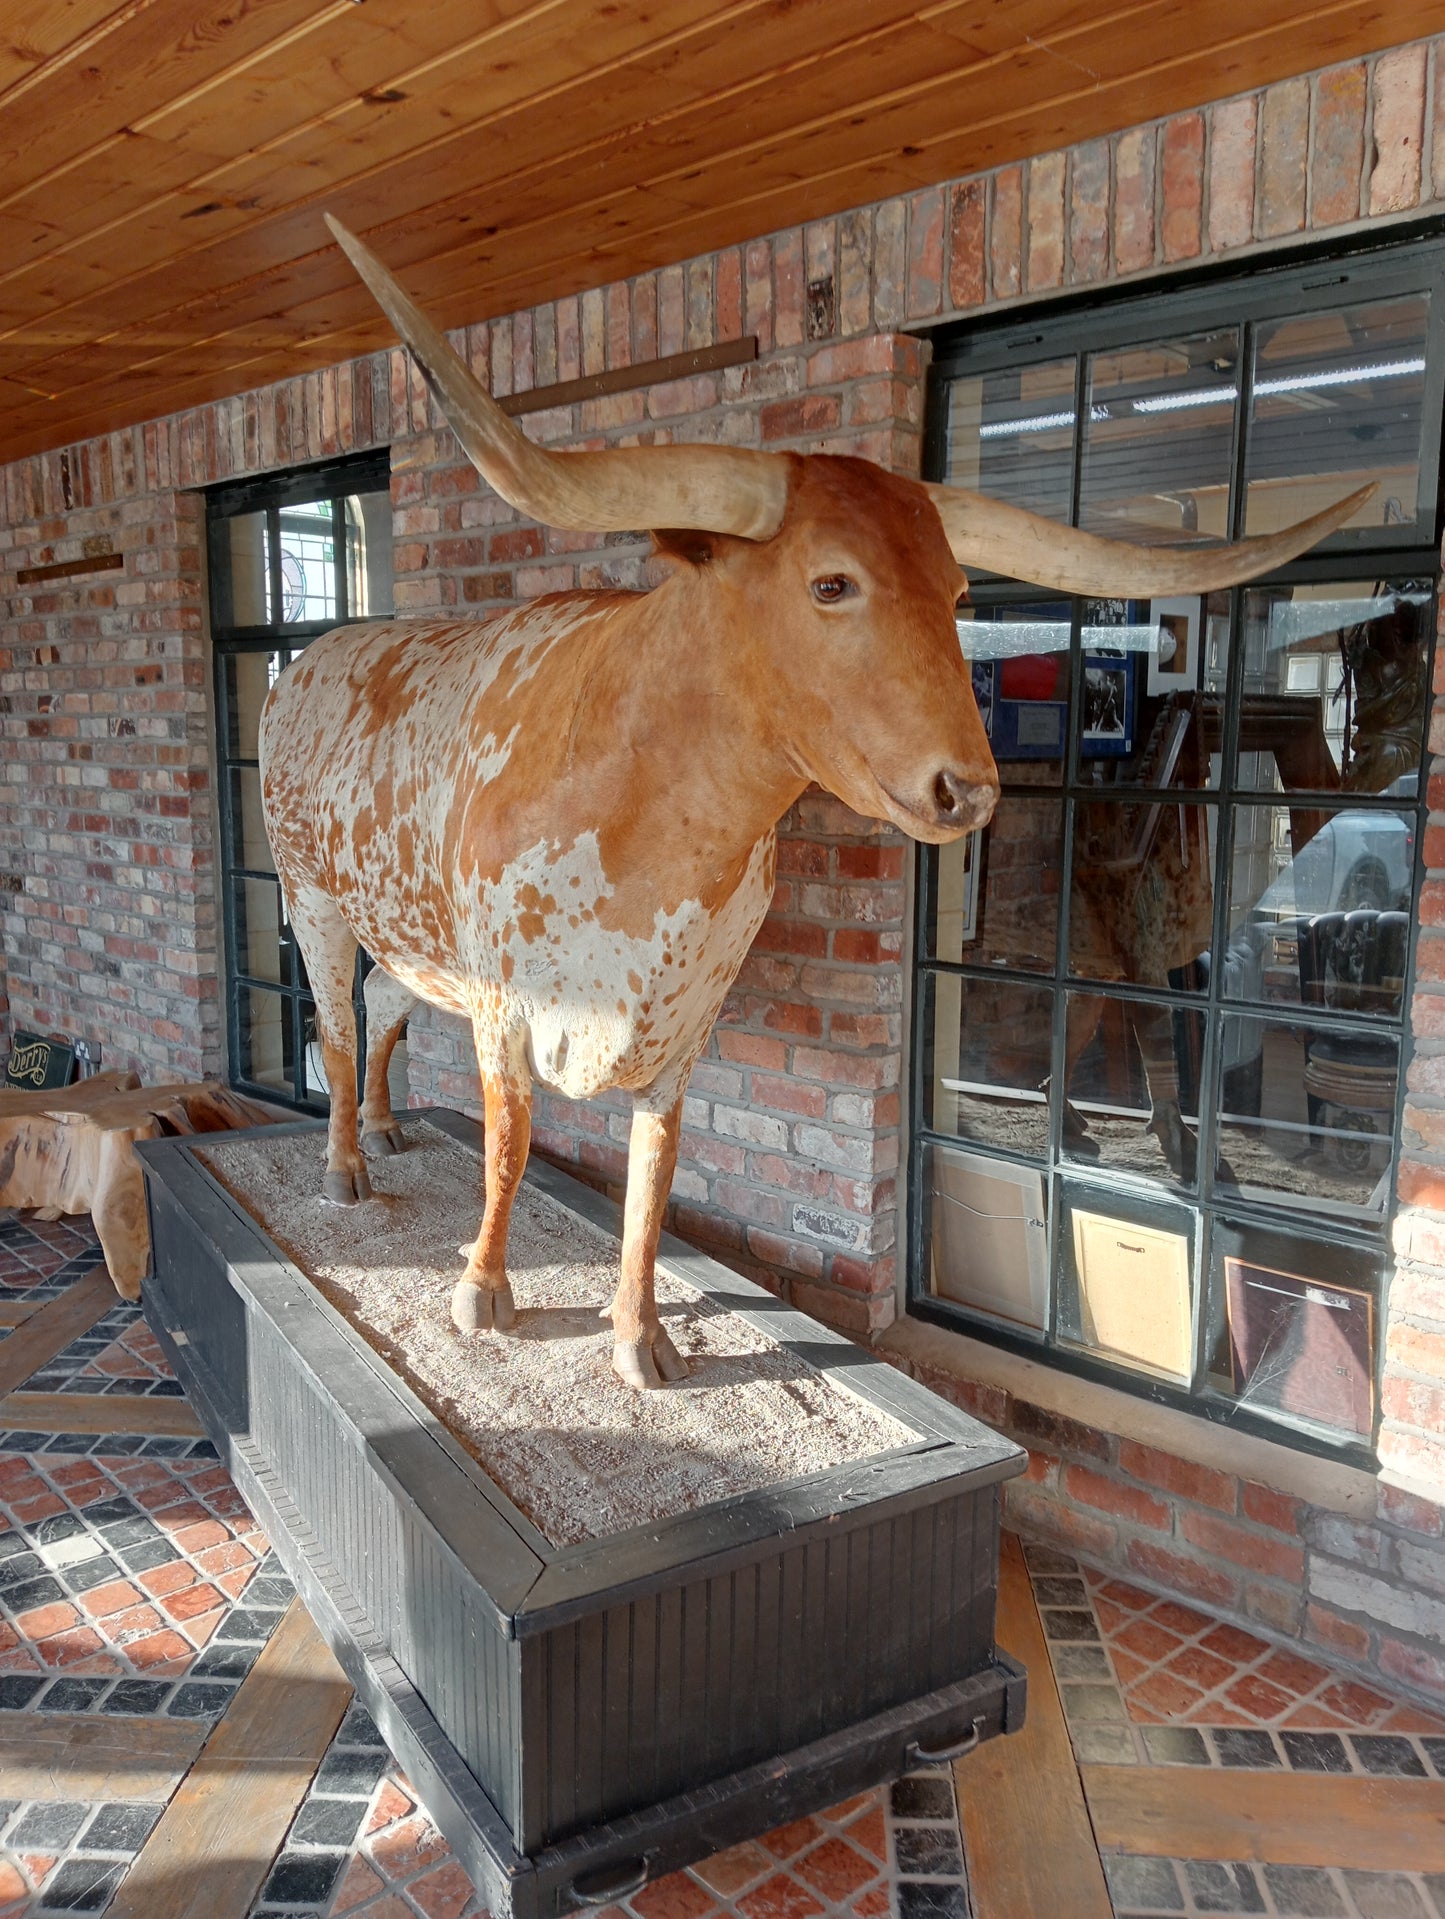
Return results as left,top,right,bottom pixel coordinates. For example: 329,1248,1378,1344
452,1071,528,1335
610,1098,691,1390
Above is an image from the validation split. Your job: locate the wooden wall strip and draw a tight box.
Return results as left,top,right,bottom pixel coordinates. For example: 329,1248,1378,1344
954,1533,1114,1919
0,1390,205,1437
0,1270,115,1396
499,337,757,417
0,1710,208,1801
14,552,123,584
1084,1765,1445,1873
105,1599,352,1919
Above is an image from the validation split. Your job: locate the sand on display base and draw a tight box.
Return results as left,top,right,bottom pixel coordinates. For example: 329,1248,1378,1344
196,1121,915,1549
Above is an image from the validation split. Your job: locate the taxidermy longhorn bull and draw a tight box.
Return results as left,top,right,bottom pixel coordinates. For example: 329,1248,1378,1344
258,217,1369,1388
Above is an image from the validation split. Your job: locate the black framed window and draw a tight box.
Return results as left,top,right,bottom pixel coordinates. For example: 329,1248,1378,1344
207,452,394,1109
913,231,1445,1466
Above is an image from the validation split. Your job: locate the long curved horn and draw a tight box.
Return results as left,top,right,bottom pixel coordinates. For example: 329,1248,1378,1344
925,482,1376,596
327,217,787,540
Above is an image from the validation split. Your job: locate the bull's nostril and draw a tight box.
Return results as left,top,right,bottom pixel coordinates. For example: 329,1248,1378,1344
934,771,959,814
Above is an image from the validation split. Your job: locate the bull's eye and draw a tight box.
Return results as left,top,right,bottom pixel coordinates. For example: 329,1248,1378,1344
811,574,857,604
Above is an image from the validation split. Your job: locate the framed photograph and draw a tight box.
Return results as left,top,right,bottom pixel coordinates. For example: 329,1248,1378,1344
1148,596,1202,694
1081,651,1135,756
1224,1256,1374,1437
974,644,1068,761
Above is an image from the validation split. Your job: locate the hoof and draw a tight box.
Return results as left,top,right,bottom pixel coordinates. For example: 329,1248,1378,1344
323,1167,373,1206
613,1329,691,1390
361,1124,406,1159
451,1279,516,1335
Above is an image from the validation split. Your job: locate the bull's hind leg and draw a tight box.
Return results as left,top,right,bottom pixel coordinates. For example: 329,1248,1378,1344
609,1097,690,1390
285,881,371,1205
452,1018,529,1336
360,967,417,1158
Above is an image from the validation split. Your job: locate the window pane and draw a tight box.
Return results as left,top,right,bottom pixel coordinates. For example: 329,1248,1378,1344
222,650,283,761
922,973,1053,1157
1080,329,1239,542
1070,802,1215,993
959,600,1072,783
278,500,338,623
238,987,293,1096
945,358,1076,528
1082,591,1231,788
1234,580,1431,795
1223,803,1413,1016
1205,1218,1381,1441
229,767,275,873
233,878,286,985
300,999,331,1107
1062,991,1206,1188
224,510,271,626
1214,1013,1397,1221
1245,294,1431,539
924,1141,1048,1330
925,796,1062,973
1058,1184,1197,1383
346,488,394,618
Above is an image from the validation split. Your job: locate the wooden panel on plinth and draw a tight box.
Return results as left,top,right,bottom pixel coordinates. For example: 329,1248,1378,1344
105,1599,352,1919
954,1533,1113,1919
1084,1764,1445,1873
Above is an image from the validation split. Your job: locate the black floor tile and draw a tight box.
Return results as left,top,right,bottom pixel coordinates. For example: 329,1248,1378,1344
259,1850,346,1905
1279,1732,1352,1774
77,1804,161,1854
1350,1734,1428,1778
889,1776,954,1820
1211,1729,1281,1769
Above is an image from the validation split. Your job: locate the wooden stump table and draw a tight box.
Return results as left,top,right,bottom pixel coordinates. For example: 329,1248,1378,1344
0,1074,289,1297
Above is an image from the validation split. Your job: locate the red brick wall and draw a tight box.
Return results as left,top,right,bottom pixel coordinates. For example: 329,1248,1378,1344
0,488,222,1081
2,27,1445,1698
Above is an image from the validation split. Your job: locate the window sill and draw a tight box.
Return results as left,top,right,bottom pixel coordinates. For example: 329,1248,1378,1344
880,1312,1381,1520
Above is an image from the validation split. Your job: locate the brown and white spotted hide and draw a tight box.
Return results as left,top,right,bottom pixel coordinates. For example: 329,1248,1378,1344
259,454,996,1388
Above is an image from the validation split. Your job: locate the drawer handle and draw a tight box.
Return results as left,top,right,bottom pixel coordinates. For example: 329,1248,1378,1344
906,1713,986,1767
568,1857,651,1905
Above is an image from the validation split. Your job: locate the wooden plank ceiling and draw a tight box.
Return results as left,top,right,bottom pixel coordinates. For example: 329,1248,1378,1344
0,0,1438,467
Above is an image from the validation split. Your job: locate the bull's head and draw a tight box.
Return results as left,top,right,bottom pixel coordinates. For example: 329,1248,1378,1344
327,217,1370,844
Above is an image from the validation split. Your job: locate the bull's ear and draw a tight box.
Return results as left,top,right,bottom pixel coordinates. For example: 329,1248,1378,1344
651,528,732,567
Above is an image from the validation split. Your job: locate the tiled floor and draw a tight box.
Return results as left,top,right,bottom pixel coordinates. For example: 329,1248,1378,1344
0,1203,1438,1918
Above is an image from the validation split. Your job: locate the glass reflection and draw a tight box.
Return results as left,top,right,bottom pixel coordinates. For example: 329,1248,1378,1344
1245,295,1430,539
1062,991,1205,1187
234,878,286,985
279,500,337,624
1222,804,1412,1017
1234,582,1431,794
926,797,1062,973
1205,1220,1381,1440
945,358,1076,529
1070,802,1215,993
239,987,292,1096
226,511,270,626
346,488,395,618
958,600,1072,780
922,974,1053,1158
1080,329,1239,542
223,650,285,761
1214,1014,1397,1219
229,767,275,874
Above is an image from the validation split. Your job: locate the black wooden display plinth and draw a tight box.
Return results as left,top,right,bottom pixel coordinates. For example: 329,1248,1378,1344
138,1110,1026,1919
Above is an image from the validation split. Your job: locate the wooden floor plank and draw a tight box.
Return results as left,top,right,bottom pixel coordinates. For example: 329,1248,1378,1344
0,1300,39,1328
0,1270,115,1396
1085,1764,1445,1872
954,1533,1114,1919
0,1711,208,1802
105,1598,352,1919
0,1389,204,1437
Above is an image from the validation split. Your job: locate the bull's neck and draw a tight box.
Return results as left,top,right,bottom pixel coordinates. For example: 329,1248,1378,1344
603,581,808,864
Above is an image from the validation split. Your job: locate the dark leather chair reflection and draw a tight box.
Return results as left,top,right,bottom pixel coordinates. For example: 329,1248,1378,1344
1294,910,1406,1167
